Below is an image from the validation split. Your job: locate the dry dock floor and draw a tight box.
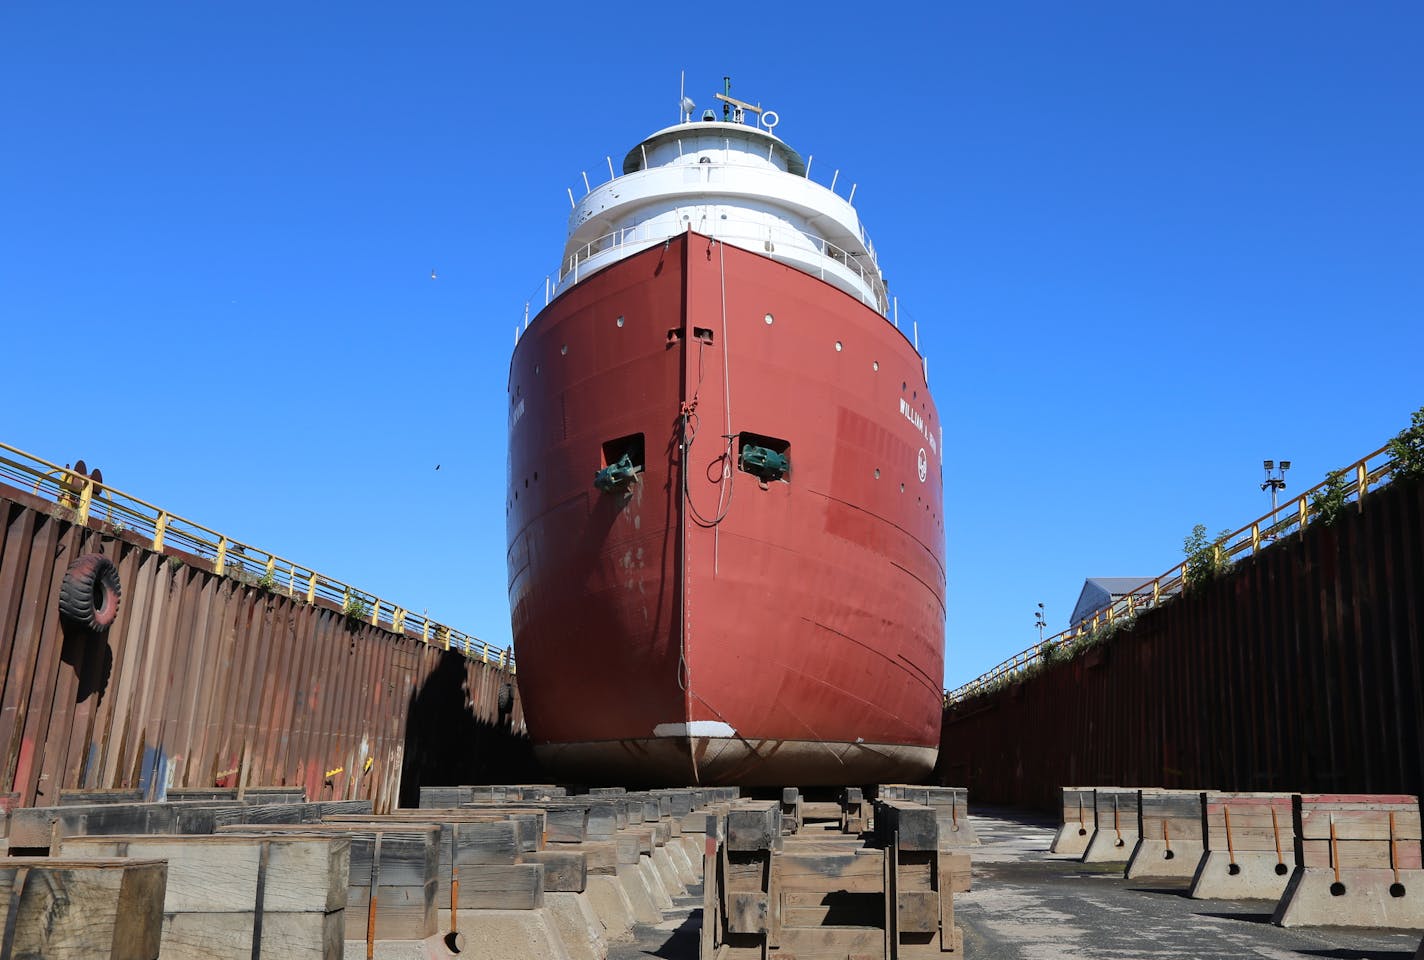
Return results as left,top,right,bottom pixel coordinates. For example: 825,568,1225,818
611,808,1422,960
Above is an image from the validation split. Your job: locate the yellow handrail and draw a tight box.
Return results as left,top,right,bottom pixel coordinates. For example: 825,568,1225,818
945,442,1400,704
0,440,515,673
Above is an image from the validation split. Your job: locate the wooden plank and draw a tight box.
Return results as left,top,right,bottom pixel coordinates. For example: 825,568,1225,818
0,857,167,960
776,852,885,893
522,849,587,892
455,863,543,909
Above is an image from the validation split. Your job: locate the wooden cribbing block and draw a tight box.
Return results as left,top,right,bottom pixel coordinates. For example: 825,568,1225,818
875,799,939,852
454,863,544,909
1126,789,1206,880
556,840,617,875
1051,786,1097,855
418,786,471,808
1082,788,1143,863
328,809,545,854
522,849,588,892
56,836,348,959
11,803,170,848
1189,792,1296,900
945,851,972,893
726,801,780,852
1273,794,1424,928
167,788,305,804
58,789,147,805
0,857,166,960
462,802,585,841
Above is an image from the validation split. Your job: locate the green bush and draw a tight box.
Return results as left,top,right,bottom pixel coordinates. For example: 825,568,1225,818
1311,470,1349,526
1389,406,1424,480
1183,524,1232,587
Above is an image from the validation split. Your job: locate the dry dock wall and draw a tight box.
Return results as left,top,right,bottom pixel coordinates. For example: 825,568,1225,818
938,475,1424,811
0,486,533,811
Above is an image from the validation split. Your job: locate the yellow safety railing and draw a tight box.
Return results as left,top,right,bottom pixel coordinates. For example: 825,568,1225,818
0,441,515,674
945,442,1401,705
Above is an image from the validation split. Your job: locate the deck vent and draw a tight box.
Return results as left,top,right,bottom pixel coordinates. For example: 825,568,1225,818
595,434,645,493
738,432,790,484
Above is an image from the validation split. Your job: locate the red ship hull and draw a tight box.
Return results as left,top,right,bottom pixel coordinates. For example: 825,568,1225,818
507,232,945,786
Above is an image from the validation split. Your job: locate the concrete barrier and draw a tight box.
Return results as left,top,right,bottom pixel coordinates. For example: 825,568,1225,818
1050,786,1096,855
1083,788,1142,863
1188,792,1295,900
1126,789,1206,880
1272,794,1423,929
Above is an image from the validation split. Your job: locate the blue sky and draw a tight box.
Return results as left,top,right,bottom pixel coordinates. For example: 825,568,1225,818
3,3,1420,688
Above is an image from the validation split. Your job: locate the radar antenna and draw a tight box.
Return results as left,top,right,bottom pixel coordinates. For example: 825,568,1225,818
715,76,762,124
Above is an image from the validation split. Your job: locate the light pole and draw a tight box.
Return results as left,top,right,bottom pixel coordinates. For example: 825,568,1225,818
1034,602,1046,644
1262,459,1291,514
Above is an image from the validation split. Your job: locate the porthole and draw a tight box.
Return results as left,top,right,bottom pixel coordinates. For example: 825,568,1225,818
901,381,906,391
533,472,539,482
874,468,881,479
764,313,774,325
872,361,879,371
834,341,843,352
616,315,625,327
560,344,568,356
900,483,905,493
535,364,541,376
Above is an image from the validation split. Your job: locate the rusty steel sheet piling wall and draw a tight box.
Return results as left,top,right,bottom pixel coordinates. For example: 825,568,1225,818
0,487,532,811
938,476,1424,812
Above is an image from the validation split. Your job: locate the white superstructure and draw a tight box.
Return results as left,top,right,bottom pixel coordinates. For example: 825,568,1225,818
557,116,889,314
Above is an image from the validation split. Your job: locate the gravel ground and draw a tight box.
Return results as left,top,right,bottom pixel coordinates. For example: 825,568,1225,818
603,810,1424,959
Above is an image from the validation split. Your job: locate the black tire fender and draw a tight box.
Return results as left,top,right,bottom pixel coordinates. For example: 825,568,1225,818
58,553,123,631
497,682,514,714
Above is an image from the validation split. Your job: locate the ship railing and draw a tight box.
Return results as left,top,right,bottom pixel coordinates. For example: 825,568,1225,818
548,220,892,317
943,442,1402,706
0,440,515,673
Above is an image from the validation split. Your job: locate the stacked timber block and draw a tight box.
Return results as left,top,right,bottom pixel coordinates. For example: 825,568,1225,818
1188,792,1296,900
878,798,965,955
1050,786,1097,855
878,784,979,847
56,833,350,960
703,797,962,959
0,857,167,959
1272,793,1424,928
1082,787,1142,863
1126,789,1205,880
842,786,869,834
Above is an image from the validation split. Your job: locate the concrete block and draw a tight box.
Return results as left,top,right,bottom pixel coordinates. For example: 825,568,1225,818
546,891,607,960
664,841,697,886
434,908,572,960
1125,839,1205,880
650,846,686,896
639,855,675,910
1082,824,1136,863
1189,851,1293,900
614,863,660,923
1273,867,1424,928
585,874,635,941
1051,787,1095,855
1082,789,1141,863
343,935,457,959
